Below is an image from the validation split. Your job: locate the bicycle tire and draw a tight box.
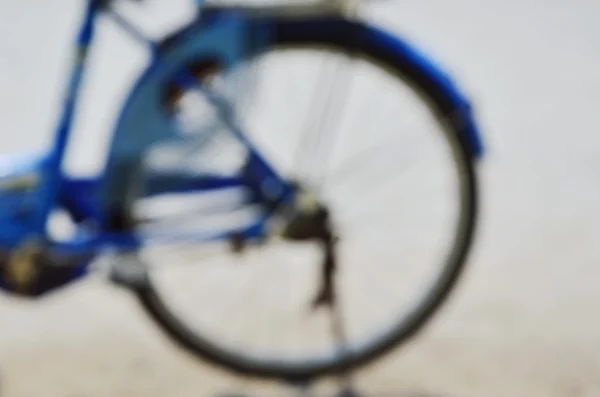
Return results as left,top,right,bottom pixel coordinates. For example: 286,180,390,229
131,9,480,382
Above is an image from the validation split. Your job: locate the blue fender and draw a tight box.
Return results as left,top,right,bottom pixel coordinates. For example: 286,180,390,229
268,15,485,158
361,24,484,158
104,10,484,202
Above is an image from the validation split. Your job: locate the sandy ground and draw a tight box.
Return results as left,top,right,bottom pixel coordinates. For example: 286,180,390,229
1,0,600,396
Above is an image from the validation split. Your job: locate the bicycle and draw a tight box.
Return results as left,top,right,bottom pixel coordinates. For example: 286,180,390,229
0,0,484,383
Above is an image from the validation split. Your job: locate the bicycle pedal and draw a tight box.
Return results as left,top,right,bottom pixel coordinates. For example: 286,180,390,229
109,255,149,289
227,232,246,254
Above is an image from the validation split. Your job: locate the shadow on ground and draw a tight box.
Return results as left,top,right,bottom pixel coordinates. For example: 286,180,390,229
218,389,456,397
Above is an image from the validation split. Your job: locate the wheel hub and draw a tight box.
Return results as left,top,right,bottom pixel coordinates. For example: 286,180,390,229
230,181,341,309
282,187,340,308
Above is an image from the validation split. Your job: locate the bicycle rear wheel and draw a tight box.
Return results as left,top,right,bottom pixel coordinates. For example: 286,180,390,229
132,10,480,381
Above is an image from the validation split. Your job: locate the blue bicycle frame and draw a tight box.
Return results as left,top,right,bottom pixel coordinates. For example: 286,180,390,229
0,0,291,258
0,0,485,297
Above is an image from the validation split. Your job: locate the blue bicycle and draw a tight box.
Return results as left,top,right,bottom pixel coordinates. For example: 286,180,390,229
0,0,484,382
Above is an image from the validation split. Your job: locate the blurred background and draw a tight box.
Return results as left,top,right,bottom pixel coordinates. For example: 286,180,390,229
1,0,600,396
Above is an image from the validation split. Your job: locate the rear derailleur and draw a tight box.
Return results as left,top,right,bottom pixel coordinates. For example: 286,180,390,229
229,183,340,309
282,197,339,309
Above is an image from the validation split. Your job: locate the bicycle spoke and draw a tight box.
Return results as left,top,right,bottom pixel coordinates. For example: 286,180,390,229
293,54,357,192
292,58,336,179
325,132,424,187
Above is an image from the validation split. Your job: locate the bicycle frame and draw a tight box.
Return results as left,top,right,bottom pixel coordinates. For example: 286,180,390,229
1,0,292,257
0,0,484,298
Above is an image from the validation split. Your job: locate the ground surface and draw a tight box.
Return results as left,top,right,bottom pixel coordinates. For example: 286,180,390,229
1,1,600,397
